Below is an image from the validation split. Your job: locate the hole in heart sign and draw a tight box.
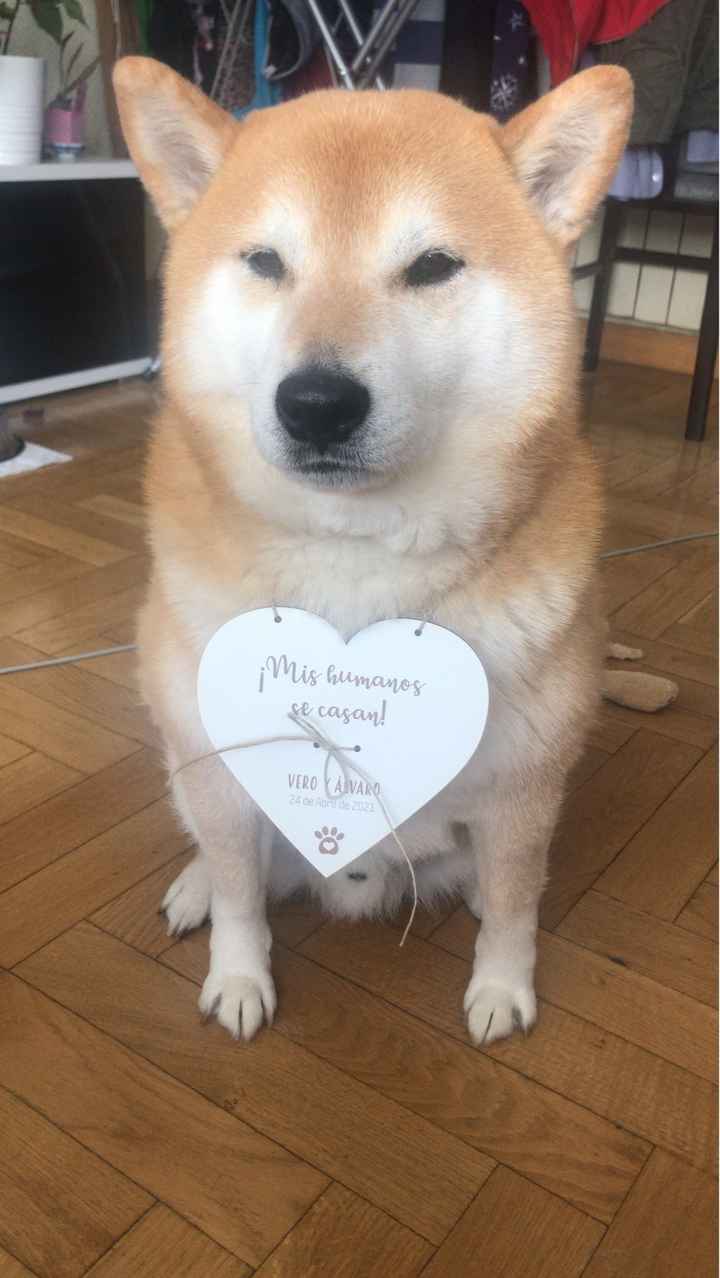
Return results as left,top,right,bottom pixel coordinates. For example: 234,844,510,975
315,825,345,855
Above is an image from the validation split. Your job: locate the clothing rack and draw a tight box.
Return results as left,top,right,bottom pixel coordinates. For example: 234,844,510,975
210,0,421,106
212,0,255,107
303,0,420,90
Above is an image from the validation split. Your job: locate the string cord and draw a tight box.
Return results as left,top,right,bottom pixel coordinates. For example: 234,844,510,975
598,530,717,560
170,709,419,946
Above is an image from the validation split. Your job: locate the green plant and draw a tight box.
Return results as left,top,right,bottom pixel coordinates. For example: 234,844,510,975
1,1,100,107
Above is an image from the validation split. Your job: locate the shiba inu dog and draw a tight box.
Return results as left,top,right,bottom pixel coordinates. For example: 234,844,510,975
114,57,632,1043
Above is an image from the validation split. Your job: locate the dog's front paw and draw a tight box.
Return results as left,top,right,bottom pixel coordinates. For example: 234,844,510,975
162,857,211,936
199,965,277,1042
463,974,536,1045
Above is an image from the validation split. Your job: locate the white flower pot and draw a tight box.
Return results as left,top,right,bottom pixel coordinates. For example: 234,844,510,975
0,55,46,165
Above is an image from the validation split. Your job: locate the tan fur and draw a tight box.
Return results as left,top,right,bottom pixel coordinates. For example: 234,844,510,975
603,670,679,711
114,58,633,1043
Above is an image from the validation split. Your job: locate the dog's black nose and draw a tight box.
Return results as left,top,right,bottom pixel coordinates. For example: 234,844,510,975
276,367,370,450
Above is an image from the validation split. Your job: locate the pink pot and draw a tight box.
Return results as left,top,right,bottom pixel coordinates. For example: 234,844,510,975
45,102,85,147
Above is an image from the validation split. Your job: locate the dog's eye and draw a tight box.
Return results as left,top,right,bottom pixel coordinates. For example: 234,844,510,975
243,248,286,282
404,250,464,288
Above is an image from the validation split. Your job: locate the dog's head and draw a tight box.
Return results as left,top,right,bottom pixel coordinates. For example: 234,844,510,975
115,60,631,533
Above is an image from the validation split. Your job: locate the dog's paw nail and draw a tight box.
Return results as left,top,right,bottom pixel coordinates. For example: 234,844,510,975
198,970,276,1043
464,979,536,1046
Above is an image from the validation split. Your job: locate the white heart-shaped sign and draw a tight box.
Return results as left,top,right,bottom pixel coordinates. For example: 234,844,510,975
197,609,489,876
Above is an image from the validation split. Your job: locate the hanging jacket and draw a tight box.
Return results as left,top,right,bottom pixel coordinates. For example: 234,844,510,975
522,0,670,85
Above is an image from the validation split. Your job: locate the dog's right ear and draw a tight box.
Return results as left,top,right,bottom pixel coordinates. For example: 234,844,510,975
113,57,237,230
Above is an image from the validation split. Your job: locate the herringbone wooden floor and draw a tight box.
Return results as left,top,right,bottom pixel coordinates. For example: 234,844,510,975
0,362,716,1277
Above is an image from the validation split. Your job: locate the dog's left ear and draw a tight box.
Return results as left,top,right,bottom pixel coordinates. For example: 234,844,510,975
501,66,633,247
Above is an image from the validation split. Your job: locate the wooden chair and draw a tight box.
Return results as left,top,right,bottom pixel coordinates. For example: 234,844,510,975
576,194,718,441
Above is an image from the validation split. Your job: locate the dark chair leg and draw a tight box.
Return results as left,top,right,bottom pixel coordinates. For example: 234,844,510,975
583,198,623,372
685,210,718,442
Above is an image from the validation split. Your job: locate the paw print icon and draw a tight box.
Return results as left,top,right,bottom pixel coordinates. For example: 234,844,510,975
315,825,345,855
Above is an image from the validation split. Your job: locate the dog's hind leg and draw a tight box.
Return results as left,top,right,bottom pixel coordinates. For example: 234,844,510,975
162,853,212,936
602,668,678,711
602,638,679,711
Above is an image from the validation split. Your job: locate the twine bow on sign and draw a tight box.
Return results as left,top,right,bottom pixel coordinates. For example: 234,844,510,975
171,710,419,945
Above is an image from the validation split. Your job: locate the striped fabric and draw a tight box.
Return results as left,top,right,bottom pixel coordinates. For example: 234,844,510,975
388,0,446,91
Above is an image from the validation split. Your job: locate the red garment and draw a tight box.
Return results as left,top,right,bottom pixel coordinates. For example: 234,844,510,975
522,0,671,84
